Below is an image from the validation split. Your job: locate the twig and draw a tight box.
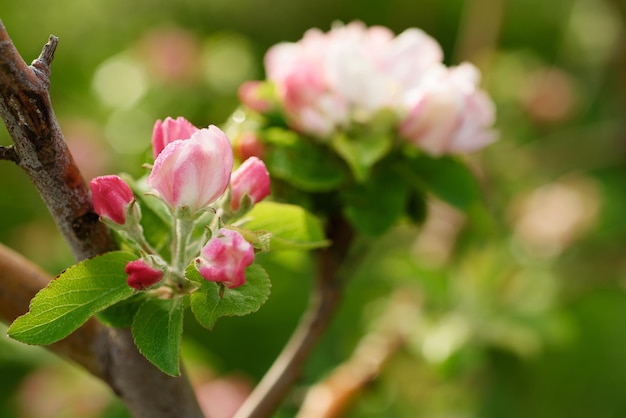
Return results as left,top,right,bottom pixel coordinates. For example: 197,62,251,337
296,290,419,418
0,21,204,418
234,216,354,418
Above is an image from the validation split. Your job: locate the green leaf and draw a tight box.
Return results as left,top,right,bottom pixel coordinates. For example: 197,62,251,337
97,293,147,328
188,264,271,330
243,202,330,250
401,154,482,211
8,251,137,345
342,164,411,236
132,297,184,376
227,225,272,253
331,133,393,182
264,128,348,191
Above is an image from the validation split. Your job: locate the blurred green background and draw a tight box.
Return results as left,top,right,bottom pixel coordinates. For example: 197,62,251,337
1,0,626,417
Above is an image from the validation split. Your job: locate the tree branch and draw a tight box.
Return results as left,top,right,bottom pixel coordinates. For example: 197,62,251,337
234,215,354,418
296,290,418,418
0,145,18,163
0,20,204,418
0,21,113,260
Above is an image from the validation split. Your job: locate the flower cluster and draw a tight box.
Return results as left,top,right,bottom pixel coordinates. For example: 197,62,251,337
239,21,496,156
90,117,270,291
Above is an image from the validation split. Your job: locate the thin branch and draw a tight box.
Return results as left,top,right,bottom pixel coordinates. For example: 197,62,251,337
0,144,18,163
296,290,419,418
0,21,204,418
234,216,354,418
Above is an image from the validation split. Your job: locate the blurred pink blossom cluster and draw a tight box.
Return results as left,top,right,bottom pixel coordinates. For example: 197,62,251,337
240,21,497,156
90,117,270,290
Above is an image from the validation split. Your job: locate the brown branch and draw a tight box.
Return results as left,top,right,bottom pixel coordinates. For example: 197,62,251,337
0,243,103,376
0,145,18,163
0,21,204,418
234,216,354,418
0,21,113,261
296,290,419,418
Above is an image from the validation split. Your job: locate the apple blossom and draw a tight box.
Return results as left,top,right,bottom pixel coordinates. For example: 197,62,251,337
399,63,497,156
147,126,234,214
263,21,443,137
195,228,254,289
89,175,134,225
152,116,199,159
125,259,164,290
230,157,271,211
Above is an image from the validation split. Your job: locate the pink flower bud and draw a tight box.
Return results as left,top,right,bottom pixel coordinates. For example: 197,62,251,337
152,116,199,159
89,175,135,225
195,229,254,289
147,126,234,214
234,132,266,161
238,81,272,113
399,64,497,156
230,157,271,212
125,259,164,290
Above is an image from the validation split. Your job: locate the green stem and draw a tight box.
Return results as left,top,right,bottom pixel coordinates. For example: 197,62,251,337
171,216,195,275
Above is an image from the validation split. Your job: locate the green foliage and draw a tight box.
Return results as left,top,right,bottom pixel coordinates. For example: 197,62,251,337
188,263,271,330
243,201,330,250
401,154,482,211
97,293,147,328
331,133,393,182
132,297,184,376
263,128,349,191
8,251,136,345
341,163,412,236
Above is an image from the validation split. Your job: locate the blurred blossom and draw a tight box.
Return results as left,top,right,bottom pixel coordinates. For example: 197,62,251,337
264,21,443,137
92,55,147,108
195,375,252,418
238,81,272,113
202,33,256,94
233,132,266,161
255,21,496,155
522,68,578,124
510,177,601,259
399,63,497,156
137,27,202,85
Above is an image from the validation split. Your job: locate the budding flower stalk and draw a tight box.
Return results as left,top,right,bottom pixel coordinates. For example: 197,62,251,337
230,157,271,212
195,228,255,289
